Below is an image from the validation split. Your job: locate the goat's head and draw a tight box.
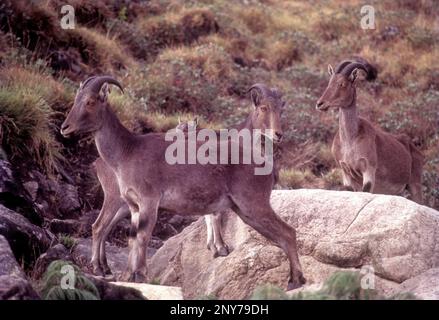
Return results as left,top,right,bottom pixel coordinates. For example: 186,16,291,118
316,60,376,111
61,76,124,137
248,83,285,143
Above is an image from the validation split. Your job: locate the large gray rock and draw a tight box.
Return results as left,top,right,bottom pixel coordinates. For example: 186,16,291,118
0,159,41,224
0,235,39,299
0,204,52,263
149,190,439,299
390,268,439,300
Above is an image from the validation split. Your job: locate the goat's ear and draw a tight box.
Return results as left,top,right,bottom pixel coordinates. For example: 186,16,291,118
250,90,261,107
349,68,361,83
99,83,110,102
178,116,182,124
328,64,334,76
351,68,368,83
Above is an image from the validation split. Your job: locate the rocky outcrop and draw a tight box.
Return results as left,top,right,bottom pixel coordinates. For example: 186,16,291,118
390,268,439,300
0,235,39,299
110,282,183,300
0,204,52,265
149,190,439,299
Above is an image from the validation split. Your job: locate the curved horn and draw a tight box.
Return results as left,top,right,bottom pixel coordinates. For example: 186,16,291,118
87,76,124,94
335,60,354,73
341,62,369,78
248,83,272,106
247,83,272,97
80,76,98,90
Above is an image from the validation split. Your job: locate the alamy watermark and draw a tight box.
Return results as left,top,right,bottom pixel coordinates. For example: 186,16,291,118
165,124,275,176
60,264,76,290
360,265,375,290
60,5,75,29
360,5,375,30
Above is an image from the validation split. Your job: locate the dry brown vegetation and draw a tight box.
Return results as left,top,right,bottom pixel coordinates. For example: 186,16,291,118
0,0,438,209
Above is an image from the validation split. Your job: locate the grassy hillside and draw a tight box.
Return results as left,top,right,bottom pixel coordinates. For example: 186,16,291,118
0,0,438,209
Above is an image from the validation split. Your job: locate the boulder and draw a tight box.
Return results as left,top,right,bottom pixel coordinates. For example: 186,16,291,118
28,170,81,219
109,282,182,300
0,204,52,265
87,275,146,300
390,268,439,300
149,190,439,299
49,219,80,235
0,235,39,299
0,159,42,225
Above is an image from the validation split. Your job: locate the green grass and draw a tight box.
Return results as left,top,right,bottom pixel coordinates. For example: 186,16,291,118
250,271,418,300
0,79,62,173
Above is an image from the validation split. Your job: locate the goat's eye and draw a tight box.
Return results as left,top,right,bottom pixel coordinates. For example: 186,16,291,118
260,106,268,112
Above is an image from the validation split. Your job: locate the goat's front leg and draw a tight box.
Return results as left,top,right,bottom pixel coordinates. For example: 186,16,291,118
91,197,121,276
362,165,376,193
98,203,130,276
124,197,159,283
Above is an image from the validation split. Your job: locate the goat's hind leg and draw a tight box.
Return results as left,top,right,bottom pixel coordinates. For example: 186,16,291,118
230,197,305,290
124,195,159,283
205,213,229,258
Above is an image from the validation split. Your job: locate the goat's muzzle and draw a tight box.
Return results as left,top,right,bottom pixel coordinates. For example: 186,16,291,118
316,101,329,111
60,123,73,137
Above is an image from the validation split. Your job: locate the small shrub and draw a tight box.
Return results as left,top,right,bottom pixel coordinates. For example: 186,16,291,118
59,234,76,249
237,7,272,34
0,66,70,174
40,260,100,300
251,271,418,300
269,40,301,71
137,8,218,57
69,27,135,71
197,293,218,300
407,27,437,50
323,168,343,189
313,12,356,41
251,285,289,300
278,168,316,189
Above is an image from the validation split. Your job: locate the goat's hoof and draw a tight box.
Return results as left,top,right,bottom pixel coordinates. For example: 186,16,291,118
216,245,230,257
287,275,306,291
92,266,105,277
122,271,147,283
103,266,113,276
104,274,116,281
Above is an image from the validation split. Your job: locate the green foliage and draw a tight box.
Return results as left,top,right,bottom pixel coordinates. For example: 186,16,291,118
40,260,100,300
59,235,76,249
0,76,64,174
251,285,289,300
251,271,418,300
197,293,219,300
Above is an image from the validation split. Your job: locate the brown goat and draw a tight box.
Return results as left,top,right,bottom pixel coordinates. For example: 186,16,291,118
90,118,197,276
90,85,285,275
61,76,305,289
316,60,423,202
